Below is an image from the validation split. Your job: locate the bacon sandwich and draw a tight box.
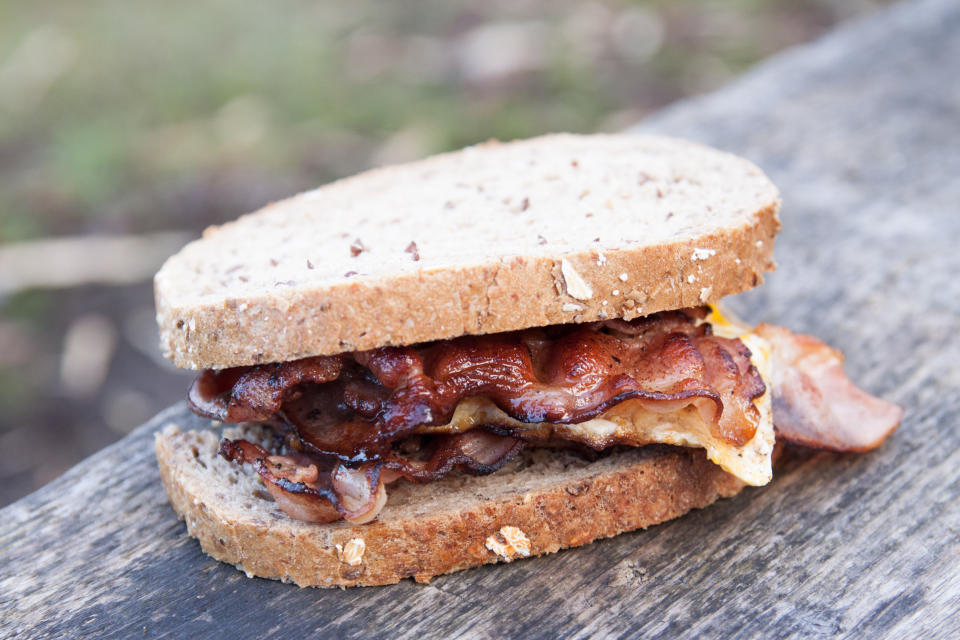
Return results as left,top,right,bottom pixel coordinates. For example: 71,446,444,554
153,134,902,587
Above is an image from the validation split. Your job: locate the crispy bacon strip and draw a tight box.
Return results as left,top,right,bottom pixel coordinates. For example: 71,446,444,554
220,429,524,523
190,356,343,423
202,309,903,524
383,430,525,483
193,309,766,465
756,324,903,451
218,438,382,524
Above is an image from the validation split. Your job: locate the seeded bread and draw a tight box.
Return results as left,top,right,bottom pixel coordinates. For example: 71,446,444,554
155,423,744,588
155,133,780,369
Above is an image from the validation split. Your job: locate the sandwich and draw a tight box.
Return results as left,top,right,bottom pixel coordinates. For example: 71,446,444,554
153,133,902,587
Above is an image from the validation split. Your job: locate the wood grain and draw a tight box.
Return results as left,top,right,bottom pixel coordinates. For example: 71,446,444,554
3,0,959,637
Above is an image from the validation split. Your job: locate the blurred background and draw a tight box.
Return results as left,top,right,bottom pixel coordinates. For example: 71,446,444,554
0,0,890,507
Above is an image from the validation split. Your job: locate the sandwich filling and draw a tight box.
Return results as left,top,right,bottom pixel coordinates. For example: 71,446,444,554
189,306,902,524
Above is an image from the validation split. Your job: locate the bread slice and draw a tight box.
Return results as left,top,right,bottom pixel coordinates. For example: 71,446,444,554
155,133,780,369
155,422,744,587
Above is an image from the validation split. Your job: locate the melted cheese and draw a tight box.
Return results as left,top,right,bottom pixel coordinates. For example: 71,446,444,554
704,303,775,484
418,304,775,486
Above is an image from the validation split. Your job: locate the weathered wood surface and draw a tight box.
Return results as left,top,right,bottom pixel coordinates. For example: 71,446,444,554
3,0,959,637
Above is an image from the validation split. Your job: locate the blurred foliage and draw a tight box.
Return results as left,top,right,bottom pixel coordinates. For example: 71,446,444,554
0,0,887,243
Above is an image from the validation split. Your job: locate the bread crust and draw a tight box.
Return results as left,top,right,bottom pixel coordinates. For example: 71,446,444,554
155,423,744,588
154,134,780,369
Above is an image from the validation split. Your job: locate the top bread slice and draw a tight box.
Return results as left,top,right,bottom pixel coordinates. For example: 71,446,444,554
155,133,780,370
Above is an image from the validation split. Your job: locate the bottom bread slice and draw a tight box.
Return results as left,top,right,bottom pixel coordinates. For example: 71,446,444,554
155,422,745,587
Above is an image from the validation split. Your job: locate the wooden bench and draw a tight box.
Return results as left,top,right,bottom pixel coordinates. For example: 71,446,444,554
3,0,958,636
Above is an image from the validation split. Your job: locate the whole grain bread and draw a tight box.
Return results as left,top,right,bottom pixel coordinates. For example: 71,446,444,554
155,422,744,587
155,133,780,369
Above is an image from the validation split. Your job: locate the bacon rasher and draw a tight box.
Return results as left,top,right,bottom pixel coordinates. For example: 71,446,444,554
193,308,901,523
